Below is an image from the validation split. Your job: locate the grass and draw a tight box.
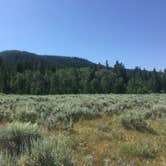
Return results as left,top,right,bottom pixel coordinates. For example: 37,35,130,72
0,122,41,155
0,152,14,166
96,123,112,133
120,142,159,159
18,138,74,166
0,94,165,165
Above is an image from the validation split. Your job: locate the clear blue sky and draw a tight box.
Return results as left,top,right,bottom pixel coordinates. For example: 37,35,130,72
0,0,166,70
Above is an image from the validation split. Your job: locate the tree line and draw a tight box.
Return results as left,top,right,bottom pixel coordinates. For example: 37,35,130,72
0,58,166,94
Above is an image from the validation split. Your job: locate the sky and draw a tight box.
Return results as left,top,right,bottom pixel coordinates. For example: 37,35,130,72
0,0,166,70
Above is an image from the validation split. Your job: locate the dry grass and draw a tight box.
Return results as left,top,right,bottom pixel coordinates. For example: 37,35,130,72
67,116,166,166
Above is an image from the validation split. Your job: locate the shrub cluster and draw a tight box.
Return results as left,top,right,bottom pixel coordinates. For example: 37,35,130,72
121,113,155,133
0,122,74,166
144,105,166,119
18,138,74,166
0,110,12,122
14,110,38,123
0,122,41,155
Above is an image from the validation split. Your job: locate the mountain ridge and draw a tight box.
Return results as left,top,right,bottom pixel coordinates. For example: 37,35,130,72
0,50,96,68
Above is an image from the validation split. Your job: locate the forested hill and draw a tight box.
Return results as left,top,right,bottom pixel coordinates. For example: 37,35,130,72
0,50,96,69
0,50,166,94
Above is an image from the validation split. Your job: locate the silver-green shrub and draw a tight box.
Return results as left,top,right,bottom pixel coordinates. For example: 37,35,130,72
121,113,155,133
0,122,42,155
14,110,38,123
18,138,74,166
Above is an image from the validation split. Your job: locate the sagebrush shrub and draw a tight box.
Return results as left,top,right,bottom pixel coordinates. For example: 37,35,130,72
44,113,69,130
15,110,38,123
0,110,12,122
144,105,166,120
67,107,101,122
121,113,155,133
0,122,42,155
18,138,74,166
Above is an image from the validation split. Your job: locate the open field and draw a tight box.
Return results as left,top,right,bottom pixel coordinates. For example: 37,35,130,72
0,94,166,166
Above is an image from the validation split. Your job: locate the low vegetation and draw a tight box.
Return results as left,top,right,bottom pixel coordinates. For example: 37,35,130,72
121,113,156,133
120,142,159,159
0,122,41,155
18,138,74,166
0,94,165,165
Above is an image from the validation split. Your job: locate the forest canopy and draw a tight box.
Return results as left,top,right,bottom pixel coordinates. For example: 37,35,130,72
0,50,166,95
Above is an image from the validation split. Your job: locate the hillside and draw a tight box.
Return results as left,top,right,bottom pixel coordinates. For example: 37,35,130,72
0,50,96,68
0,50,166,94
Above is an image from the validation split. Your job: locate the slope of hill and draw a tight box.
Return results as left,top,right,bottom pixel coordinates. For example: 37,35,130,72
0,50,96,68
0,50,166,95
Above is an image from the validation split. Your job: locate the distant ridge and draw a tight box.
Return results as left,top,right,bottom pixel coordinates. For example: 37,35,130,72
0,50,166,95
0,50,96,68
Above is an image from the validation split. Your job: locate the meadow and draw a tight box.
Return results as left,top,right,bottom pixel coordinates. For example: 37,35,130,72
0,94,166,166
